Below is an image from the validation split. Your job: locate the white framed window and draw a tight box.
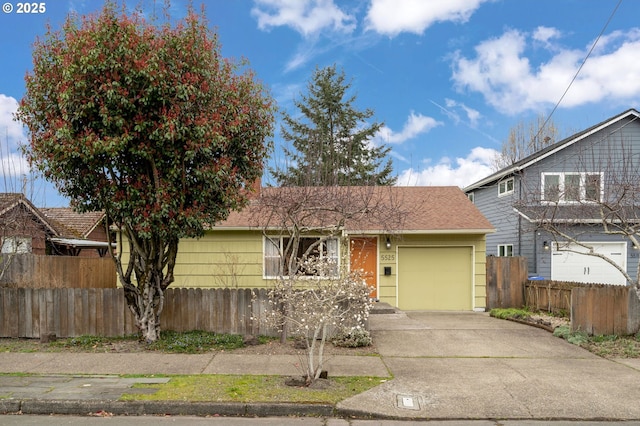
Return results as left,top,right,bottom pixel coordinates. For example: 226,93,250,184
497,244,513,257
467,192,475,203
1,237,32,254
264,236,339,278
541,172,602,203
498,178,514,196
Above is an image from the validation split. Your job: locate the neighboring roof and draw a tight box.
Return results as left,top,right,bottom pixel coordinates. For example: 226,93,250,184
216,186,495,234
464,108,640,192
41,208,105,239
0,193,59,236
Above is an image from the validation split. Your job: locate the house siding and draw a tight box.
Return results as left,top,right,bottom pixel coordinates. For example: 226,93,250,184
467,111,640,283
471,178,519,257
118,230,488,310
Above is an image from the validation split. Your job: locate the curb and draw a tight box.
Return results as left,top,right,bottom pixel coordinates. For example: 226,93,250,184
3,399,335,418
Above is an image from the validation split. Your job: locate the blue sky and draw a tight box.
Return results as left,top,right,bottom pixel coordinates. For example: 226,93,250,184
1,0,639,207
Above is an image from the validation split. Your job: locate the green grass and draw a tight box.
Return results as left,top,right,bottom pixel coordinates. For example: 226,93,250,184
148,330,245,353
489,307,531,320
121,375,386,404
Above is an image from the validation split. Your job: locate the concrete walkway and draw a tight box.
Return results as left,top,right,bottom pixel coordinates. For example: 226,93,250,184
1,310,640,420
340,311,640,420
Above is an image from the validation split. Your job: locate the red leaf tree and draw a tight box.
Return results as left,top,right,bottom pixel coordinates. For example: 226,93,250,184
17,3,274,342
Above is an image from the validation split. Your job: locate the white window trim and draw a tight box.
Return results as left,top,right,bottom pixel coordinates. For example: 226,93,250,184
498,178,514,197
263,236,340,279
497,244,513,257
541,172,604,204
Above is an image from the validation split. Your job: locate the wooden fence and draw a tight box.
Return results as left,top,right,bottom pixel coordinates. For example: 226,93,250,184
0,287,276,338
485,256,527,309
571,285,640,336
525,280,576,314
486,256,640,335
0,254,116,289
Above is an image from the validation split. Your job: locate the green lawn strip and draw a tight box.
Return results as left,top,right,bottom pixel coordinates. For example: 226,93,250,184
120,375,387,404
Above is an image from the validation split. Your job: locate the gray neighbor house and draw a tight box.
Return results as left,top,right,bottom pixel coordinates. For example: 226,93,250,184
464,108,640,286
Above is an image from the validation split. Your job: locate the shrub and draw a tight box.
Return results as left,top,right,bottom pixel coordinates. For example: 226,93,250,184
332,327,372,348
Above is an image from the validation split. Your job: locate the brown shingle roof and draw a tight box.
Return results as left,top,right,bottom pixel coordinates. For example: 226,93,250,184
0,193,60,236
217,186,494,233
40,208,105,239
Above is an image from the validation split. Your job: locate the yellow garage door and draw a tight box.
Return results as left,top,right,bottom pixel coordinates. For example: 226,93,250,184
398,246,472,310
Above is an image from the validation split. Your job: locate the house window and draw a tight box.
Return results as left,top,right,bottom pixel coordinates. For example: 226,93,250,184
585,174,601,202
264,236,339,278
497,244,513,257
498,178,514,196
542,172,603,203
1,237,32,254
467,192,475,203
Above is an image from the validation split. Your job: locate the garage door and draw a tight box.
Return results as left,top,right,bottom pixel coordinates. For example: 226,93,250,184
397,246,472,310
551,242,627,285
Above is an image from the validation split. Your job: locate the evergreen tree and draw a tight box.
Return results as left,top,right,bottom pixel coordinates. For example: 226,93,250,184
272,65,395,186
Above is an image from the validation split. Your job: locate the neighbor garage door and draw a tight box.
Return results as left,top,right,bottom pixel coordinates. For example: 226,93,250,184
397,246,472,310
551,242,627,285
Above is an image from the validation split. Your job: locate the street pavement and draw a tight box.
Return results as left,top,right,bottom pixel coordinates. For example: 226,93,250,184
1,309,640,421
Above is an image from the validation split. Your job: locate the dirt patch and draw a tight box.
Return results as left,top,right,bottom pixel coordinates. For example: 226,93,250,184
0,336,378,356
514,312,570,332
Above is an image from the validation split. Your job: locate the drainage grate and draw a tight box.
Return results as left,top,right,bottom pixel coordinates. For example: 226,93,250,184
396,394,420,411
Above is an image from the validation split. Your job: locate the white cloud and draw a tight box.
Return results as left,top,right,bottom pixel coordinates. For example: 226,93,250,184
1,153,30,177
252,0,356,37
377,111,441,144
532,26,562,45
365,0,490,37
0,94,31,179
396,146,497,187
452,28,640,114
0,94,26,142
444,98,481,127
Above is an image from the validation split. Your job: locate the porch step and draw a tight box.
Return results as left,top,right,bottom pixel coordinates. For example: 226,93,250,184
370,302,397,314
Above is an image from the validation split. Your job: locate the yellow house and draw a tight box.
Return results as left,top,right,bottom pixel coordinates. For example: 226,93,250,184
162,185,494,312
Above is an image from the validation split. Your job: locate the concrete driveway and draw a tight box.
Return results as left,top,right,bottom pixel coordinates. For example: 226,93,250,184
337,311,640,420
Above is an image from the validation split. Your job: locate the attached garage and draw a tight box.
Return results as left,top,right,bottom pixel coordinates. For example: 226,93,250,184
551,242,627,285
397,246,473,310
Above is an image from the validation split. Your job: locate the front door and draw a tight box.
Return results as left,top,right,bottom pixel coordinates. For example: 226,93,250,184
350,237,378,299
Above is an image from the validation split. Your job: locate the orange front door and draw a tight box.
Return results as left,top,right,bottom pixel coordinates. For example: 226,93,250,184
350,237,378,299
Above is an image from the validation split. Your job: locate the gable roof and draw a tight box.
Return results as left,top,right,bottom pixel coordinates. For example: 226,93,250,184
0,193,59,236
216,186,494,234
464,108,640,192
40,208,105,239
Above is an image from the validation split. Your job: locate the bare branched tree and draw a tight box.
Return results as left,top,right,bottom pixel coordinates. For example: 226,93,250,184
249,183,424,385
493,114,561,170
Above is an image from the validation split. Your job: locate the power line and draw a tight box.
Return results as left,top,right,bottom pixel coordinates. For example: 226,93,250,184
535,0,623,144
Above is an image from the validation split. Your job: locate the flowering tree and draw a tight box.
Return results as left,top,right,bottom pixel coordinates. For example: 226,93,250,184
16,3,274,342
258,257,372,386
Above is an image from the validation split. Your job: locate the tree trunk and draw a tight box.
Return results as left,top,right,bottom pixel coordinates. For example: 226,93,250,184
115,232,178,343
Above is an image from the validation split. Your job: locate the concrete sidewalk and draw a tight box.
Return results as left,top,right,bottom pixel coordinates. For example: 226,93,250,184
1,310,640,420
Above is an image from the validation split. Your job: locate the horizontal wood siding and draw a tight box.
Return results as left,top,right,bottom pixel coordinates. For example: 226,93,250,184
0,288,277,338
0,255,116,289
118,231,265,288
